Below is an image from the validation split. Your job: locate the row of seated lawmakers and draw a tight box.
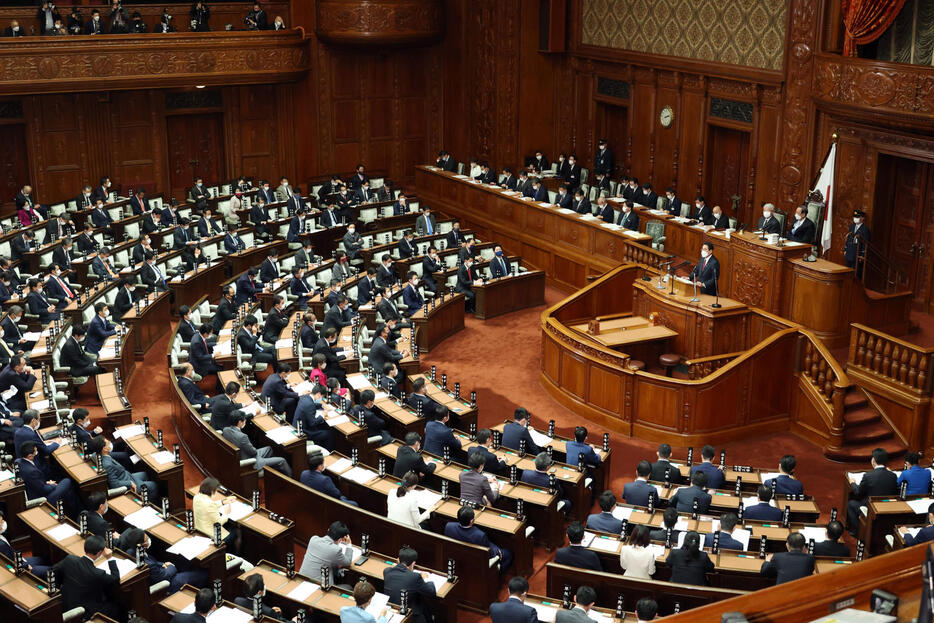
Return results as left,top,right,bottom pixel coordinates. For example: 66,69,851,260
4,1,287,37
434,150,872,249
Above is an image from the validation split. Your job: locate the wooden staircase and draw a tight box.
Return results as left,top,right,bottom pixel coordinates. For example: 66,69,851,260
823,386,907,462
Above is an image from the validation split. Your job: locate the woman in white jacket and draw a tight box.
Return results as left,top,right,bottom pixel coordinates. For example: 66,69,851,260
387,471,432,529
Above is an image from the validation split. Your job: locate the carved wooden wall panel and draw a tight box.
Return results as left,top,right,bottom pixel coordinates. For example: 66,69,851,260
315,0,444,46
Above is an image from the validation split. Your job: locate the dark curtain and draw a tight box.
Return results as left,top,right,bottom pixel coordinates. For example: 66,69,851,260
843,0,910,56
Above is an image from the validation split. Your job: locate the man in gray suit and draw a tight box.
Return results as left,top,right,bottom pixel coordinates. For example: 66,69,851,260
415,207,437,236
556,586,598,623
342,224,363,260
222,412,292,477
459,451,500,506
299,521,354,583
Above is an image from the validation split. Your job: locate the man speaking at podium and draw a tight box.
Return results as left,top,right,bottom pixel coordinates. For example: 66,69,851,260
689,242,719,295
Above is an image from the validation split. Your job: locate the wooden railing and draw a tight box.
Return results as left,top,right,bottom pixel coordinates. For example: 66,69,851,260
849,323,934,394
684,351,743,379
798,330,849,451
621,240,672,270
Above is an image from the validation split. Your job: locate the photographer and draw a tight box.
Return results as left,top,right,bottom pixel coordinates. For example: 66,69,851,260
157,9,176,33
36,2,61,36
66,7,82,35
190,2,210,32
130,11,147,33
245,2,267,30
109,1,129,35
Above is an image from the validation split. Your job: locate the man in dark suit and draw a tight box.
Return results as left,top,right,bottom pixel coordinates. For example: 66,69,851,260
467,429,507,475
52,237,75,273
161,202,179,226
299,451,357,505
196,207,222,237
424,410,461,456
420,248,442,294
299,313,318,350
209,381,243,431
490,576,537,623
710,205,730,229
256,181,276,205
84,302,116,354
235,269,259,305
84,10,104,34
501,408,540,455
435,151,456,172
131,235,155,265
788,205,816,243
176,363,212,411
393,431,436,479
488,246,511,279
555,521,601,571
248,199,272,239
623,460,660,507
761,532,814,585
744,485,783,521
355,180,377,204
10,230,34,261
238,314,276,367
528,178,548,202
594,196,614,223
847,447,898,535
1,309,31,354
617,201,639,230
845,210,870,273
689,445,725,490
90,200,113,230
383,547,437,623
401,271,425,316
571,188,590,215
814,520,852,557
670,471,712,513
554,185,572,209
140,252,167,292
61,324,106,378
44,213,70,245
26,279,60,324
171,588,216,622
756,203,782,235
112,278,136,321
323,295,353,333
211,286,235,334
45,264,75,310
189,324,220,377
665,187,683,216
594,139,614,176
444,506,513,574
75,185,94,210
290,266,313,309
640,183,659,209
692,195,712,225
764,455,805,496
258,250,281,284
455,256,477,313
261,363,299,421
368,323,407,377
75,223,99,255
586,490,623,534
224,224,246,254
334,186,354,220
349,164,369,189
521,452,571,510
81,491,114,538
316,175,342,203
129,189,149,215
703,512,745,551
173,218,199,250
564,155,582,191
53,535,121,619
14,410,55,466
689,242,720,296
312,328,347,383
16,440,80,513
649,506,682,543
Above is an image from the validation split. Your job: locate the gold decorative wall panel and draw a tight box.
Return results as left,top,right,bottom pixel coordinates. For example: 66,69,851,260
581,0,787,71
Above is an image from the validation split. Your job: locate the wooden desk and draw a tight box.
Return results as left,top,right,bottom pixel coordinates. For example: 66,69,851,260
569,314,678,365
0,466,26,542
654,485,820,523
158,586,281,623
120,290,172,360
168,260,227,309
346,551,457,623
0,559,61,623
409,290,465,353
49,437,107,499
96,371,133,428
473,269,546,320
115,423,186,513
407,373,479,430
863,496,933,556
96,329,137,385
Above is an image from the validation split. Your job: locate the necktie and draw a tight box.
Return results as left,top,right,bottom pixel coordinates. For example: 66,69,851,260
154,265,165,286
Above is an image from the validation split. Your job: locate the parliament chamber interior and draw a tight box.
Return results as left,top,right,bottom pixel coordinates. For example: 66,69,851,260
3,0,934,622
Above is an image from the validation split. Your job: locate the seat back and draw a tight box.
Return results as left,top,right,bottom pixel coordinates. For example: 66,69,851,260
680,203,690,218
580,167,589,184
774,210,787,235
656,196,667,211
645,221,665,243
456,162,465,175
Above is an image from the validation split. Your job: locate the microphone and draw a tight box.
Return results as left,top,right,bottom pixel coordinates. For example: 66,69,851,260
711,265,721,308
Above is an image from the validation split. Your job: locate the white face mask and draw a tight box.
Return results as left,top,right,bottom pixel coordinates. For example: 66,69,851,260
623,207,631,213
695,203,702,209
796,213,804,221
412,279,419,286
347,228,355,234
853,218,861,225
701,249,710,258
83,419,91,428
0,521,6,534
713,212,721,220
763,211,771,219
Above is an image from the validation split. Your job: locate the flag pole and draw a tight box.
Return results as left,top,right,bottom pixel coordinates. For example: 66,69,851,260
809,133,838,194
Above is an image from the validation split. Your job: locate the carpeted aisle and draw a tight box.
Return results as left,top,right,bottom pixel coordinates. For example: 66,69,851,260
123,291,855,619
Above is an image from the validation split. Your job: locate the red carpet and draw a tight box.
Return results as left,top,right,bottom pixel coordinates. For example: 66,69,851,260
125,290,858,620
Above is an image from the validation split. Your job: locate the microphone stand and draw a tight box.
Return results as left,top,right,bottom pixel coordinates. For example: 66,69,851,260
711,266,721,308
689,275,700,303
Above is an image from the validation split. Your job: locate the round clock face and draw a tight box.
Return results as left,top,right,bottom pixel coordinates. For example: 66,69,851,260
660,106,673,128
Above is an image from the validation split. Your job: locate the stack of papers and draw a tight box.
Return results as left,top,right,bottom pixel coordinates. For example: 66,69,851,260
227,501,254,521
531,602,559,622
742,495,775,508
730,528,752,550
556,208,575,214
847,471,866,483
327,457,353,473
167,535,212,560
760,472,782,482
425,572,447,591
125,506,164,530
206,606,252,623
528,429,553,449
589,535,622,553
23,331,41,341
46,523,79,540
214,342,232,356
275,339,293,349
579,214,599,221
907,498,934,514
622,230,643,238
286,581,320,601
342,466,378,485
601,223,622,230
798,526,827,543
646,544,667,558
115,424,145,439
218,329,232,337
99,346,116,358
291,380,314,394
325,415,350,427
0,469,13,482
414,489,442,510
365,591,391,620
30,400,50,411
151,450,176,465
266,426,297,444
96,557,137,578
240,401,263,416
611,506,633,521
347,374,371,390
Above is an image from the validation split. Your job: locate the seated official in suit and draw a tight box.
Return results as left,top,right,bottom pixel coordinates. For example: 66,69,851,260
640,183,659,209
692,196,712,225
899,503,934,546
501,407,540,455
445,221,467,249
401,272,425,316
571,189,590,214
300,312,319,350
668,531,714,585
1,356,37,412
52,535,121,620
300,451,358,506
0,510,50,578
467,429,507,475
235,269,259,306
14,411,57,467
293,384,335,450
761,532,814,585
566,425,602,470
756,203,782,235
93,436,160,499
210,382,244,431
744,485,783,521
25,279,59,324
521,451,571,510
689,445,725,489
223,411,292,476
238,314,276,367
299,520,354,582
60,323,106,378
394,432,436,479
814,520,852,557
44,264,76,310
129,189,149,215
313,328,348,383
650,443,682,485
423,409,461,456
898,452,932,495
489,576,537,623
847,447,898,535
555,586,598,623
176,362,220,411
460,450,500,506
261,363,299,421
171,588,217,622
387,471,433,529
586,490,623,534
131,235,156,265
377,288,410,329
619,525,656,579
670,471,712,514
380,362,402,399
112,278,137,321
488,246,511,279
617,201,639,230
554,522,602,571
623,460,660,507
263,296,290,344
141,253,169,292
10,230,34,261
323,295,354,333
16,440,80,515
649,506,682,543
689,242,720,296
44,214,71,246
397,231,417,259
290,266,314,309
703,512,745,551
383,547,437,623
340,579,390,623
415,206,438,236
368,324,407,380
764,454,804,496
233,574,289,622
788,205,816,243
596,197,615,223
709,205,730,229
351,390,392,445
189,323,220,377
444,506,513,574
193,477,241,554
85,302,118,355
90,200,114,229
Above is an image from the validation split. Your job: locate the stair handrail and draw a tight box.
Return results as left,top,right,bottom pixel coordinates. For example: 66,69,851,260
798,329,850,452
853,236,910,294
848,323,934,394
